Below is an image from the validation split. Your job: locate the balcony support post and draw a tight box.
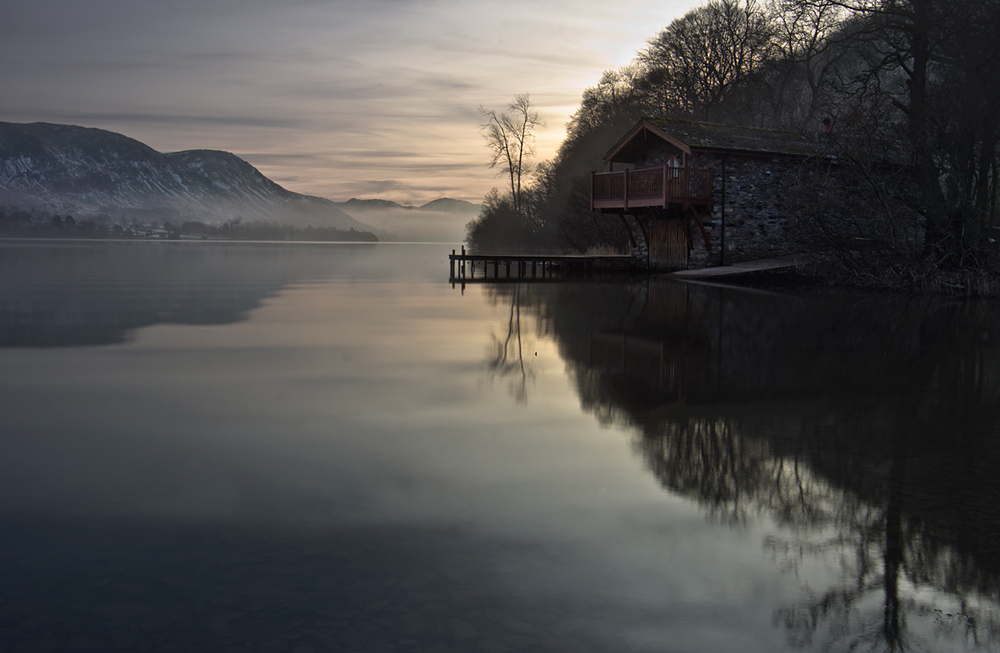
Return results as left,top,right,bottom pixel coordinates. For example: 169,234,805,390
623,168,629,211
689,207,712,253
662,164,668,209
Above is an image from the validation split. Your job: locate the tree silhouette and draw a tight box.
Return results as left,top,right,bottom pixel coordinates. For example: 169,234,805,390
480,94,541,217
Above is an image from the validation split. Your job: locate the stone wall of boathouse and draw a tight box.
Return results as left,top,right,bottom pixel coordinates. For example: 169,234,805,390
632,142,844,268
685,152,840,267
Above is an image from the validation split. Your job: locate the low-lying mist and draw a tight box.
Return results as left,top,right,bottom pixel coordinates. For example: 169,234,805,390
340,205,479,244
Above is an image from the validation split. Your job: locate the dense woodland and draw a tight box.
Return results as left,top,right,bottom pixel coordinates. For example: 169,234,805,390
468,0,1000,289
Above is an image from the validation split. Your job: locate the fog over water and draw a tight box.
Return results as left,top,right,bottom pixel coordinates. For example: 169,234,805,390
1,241,998,652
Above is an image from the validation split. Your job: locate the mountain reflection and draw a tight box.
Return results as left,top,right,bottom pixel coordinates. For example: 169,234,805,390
0,241,377,347
486,280,1000,651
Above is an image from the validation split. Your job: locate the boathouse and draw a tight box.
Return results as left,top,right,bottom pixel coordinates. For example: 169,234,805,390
591,117,835,269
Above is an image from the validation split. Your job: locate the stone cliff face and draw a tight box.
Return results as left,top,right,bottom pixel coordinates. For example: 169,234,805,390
0,122,369,230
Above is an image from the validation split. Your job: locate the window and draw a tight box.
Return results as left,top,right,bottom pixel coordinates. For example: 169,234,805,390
666,156,681,179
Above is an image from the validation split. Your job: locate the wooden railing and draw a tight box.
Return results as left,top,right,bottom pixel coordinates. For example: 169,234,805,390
591,166,713,210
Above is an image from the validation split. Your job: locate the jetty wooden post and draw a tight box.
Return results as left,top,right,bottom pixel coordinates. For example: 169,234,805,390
450,249,455,279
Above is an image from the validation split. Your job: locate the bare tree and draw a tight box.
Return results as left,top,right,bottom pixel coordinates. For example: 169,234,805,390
480,94,542,216
638,0,778,120
762,0,850,130
785,0,1000,266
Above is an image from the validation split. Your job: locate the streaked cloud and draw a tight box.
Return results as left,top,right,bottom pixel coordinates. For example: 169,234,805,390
0,0,697,205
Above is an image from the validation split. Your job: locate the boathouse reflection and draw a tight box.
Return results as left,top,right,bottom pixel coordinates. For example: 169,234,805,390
484,280,1000,651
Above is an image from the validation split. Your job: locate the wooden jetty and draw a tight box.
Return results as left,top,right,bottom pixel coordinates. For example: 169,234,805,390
449,247,635,286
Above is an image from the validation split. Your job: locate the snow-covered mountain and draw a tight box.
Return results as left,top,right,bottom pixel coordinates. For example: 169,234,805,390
0,121,370,231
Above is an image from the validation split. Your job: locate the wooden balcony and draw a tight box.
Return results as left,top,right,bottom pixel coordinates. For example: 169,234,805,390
591,165,713,211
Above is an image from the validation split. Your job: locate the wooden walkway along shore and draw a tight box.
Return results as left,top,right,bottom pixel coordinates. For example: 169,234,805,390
664,255,808,279
449,247,635,287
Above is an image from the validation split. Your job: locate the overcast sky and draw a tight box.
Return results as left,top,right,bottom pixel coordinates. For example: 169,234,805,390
1,0,696,205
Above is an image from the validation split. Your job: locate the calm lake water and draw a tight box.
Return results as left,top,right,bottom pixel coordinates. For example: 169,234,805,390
2,241,999,653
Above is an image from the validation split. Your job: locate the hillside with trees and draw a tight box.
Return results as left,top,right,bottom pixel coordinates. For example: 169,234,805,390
467,0,1000,291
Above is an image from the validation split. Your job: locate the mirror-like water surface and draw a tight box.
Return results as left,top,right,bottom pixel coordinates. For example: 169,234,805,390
2,241,999,652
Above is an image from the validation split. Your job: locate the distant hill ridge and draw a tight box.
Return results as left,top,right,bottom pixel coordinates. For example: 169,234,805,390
331,196,480,242
336,197,479,214
0,121,366,230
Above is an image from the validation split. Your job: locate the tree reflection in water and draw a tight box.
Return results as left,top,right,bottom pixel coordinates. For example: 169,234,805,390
485,283,536,404
484,280,1000,651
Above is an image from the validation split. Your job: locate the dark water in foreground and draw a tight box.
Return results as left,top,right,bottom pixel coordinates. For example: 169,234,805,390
2,241,999,653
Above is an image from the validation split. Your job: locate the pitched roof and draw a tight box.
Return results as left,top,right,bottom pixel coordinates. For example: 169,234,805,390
604,117,830,163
